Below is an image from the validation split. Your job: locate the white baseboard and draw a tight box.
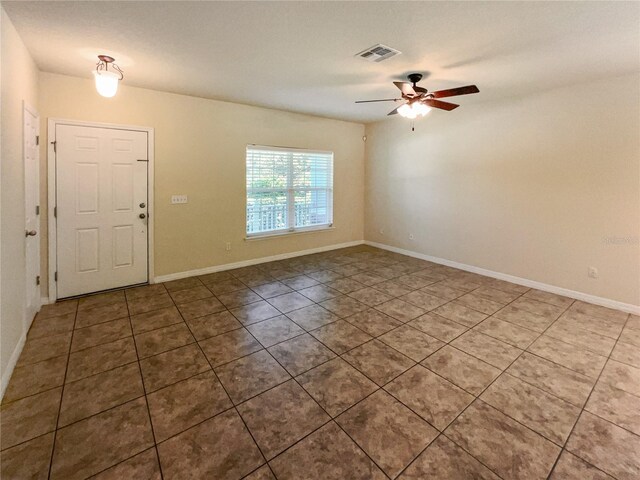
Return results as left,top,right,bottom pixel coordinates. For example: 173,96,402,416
365,241,640,315
153,240,365,283
1,302,45,401
0,332,26,401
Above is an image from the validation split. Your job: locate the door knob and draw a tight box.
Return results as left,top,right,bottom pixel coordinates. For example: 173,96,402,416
25,230,37,237
139,203,146,208
139,213,146,219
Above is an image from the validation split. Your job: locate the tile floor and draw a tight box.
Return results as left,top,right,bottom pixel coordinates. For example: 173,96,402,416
1,245,639,479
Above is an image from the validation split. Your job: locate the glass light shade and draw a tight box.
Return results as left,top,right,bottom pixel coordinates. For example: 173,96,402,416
398,102,431,119
93,70,120,98
413,102,432,116
398,103,416,119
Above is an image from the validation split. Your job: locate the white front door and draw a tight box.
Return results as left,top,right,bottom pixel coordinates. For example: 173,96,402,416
56,124,149,298
24,104,40,321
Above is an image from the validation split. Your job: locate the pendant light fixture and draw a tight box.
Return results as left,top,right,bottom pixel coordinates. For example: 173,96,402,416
93,55,123,98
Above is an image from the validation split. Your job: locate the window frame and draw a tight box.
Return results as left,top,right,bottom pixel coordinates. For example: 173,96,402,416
245,144,334,239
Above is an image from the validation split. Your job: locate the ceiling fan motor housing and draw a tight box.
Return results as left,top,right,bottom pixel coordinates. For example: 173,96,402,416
407,73,423,84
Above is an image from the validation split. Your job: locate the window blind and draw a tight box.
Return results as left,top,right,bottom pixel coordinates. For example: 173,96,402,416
246,145,334,236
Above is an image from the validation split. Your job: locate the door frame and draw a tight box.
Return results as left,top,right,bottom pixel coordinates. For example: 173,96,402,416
24,101,40,324
47,118,155,302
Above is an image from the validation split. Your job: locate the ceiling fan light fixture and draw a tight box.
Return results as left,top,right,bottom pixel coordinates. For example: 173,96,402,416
398,102,431,119
397,103,416,119
413,102,432,116
93,55,124,98
355,73,478,120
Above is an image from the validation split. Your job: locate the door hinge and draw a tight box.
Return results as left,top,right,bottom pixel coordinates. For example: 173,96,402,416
51,140,57,153
54,206,57,218
36,135,40,145
36,275,40,285
36,205,40,215
54,271,58,282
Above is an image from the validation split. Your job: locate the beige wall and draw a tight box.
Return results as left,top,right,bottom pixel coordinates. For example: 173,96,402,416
365,74,640,307
1,8,40,390
38,73,365,289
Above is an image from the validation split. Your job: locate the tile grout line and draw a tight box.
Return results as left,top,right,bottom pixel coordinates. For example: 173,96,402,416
457,294,575,431
221,255,580,479
6,252,350,470
441,329,611,411
10,291,586,456
43,392,149,434
46,301,80,480
257,338,394,479
123,294,166,480
226,263,432,478
394,286,577,479
544,310,635,480
175,296,276,477
21,301,627,471
250,271,516,477
390,287,542,480
17,247,634,479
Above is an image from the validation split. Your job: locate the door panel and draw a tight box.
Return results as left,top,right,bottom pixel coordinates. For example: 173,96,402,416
113,225,134,267
112,164,134,211
56,125,148,298
24,106,40,322
76,163,99,213
76,228,99,273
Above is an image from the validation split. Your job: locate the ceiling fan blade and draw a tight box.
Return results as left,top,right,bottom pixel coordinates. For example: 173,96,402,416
355,98,400,103
387,105,402,116
393,81,416,96
431,85,479,98
424,99,459,111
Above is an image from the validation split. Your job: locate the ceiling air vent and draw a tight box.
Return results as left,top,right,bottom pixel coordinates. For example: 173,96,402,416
355,44,401,63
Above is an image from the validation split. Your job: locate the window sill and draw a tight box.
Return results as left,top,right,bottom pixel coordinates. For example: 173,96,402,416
245,225,335,241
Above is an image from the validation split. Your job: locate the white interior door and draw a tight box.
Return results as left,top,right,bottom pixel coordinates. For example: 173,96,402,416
56,124,148,298
24,104,40,321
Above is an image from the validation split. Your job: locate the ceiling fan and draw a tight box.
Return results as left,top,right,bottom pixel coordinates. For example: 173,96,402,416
356,73,479,118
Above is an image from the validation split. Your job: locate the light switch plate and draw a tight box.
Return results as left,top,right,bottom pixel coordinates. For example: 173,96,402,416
171,195,188,204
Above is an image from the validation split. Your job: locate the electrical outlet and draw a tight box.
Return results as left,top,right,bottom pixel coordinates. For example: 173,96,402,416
171,195,188,204
409,233,415,240
225,242,231,251
588,267,599,279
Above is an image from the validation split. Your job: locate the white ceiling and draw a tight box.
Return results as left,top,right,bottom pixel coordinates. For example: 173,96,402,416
4,1,639,123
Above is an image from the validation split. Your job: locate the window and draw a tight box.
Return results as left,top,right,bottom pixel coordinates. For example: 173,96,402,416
246,145,333,237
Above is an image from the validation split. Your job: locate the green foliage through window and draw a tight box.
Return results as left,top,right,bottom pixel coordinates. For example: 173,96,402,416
246,146,333,235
